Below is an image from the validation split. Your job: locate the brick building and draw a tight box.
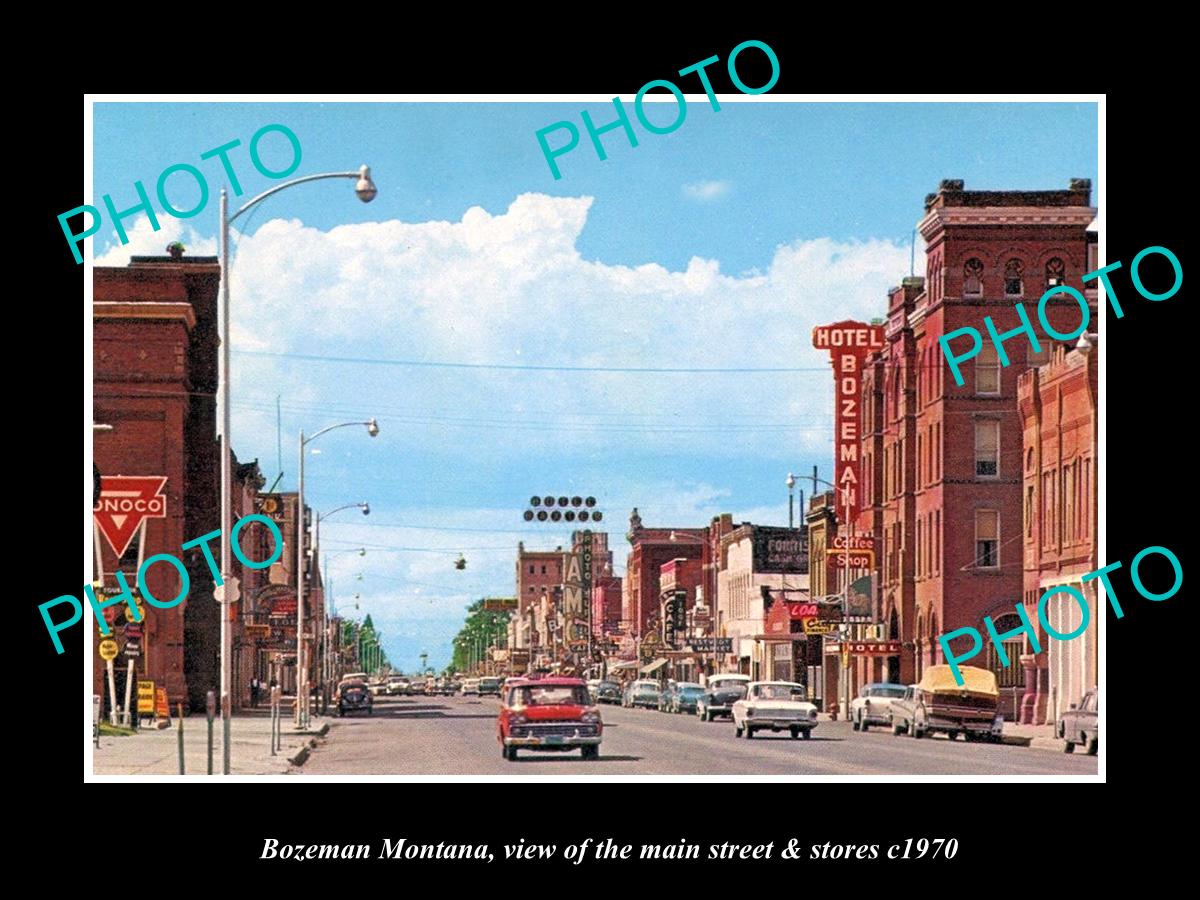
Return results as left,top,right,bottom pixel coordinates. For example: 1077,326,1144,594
1018,335,1098,724
859,178,1096,717
623,509,706,639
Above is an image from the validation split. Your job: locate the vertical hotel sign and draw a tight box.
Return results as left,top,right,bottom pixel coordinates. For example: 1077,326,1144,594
812,321,884,520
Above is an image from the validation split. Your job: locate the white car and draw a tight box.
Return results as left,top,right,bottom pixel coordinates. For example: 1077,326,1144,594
731,681,818,740
850,682,908,732
461,678,481,696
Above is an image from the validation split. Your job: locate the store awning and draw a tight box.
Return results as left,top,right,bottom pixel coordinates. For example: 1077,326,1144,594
640,658,668,675
608,660,639,671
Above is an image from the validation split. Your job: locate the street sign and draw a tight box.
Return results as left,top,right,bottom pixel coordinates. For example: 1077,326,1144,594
99,639,119,661
483,597,518,611
154,687,169,719
244,623,271,639
137,680,155,713
92,475,168,557
124,639,141,658
125,622,144,640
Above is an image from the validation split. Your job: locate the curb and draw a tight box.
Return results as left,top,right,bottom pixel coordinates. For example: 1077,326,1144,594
289,737,319,767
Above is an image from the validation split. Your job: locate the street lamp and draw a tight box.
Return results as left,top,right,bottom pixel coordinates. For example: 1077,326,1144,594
803,469,856,721
297,421,379,727
216,164,377,773
313,504,369,716
786,472,796,530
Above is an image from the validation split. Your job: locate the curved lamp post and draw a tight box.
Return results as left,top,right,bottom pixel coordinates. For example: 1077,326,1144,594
216,166,377,771
296,423,378,726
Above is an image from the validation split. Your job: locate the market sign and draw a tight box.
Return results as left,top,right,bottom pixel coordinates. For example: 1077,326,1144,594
562,552,584,617
483,597,518,611
826,640,901,656
92,475,168,557
689,637,733,653
253,493,287,523
751,526,808,574
812,321,884,521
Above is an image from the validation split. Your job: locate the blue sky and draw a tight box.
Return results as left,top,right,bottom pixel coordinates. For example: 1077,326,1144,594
92,100,1098,671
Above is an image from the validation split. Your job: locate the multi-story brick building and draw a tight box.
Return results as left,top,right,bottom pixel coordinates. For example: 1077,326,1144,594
623,509,706,639
860,179,1096,716
1018,335,1098,724
94,251,318,715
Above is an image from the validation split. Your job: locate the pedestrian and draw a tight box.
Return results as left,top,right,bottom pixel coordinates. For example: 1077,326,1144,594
250,677,260,708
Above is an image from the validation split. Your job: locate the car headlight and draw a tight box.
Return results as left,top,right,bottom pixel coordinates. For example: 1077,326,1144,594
745,707,755,717
582,710,602,724
508,713,527,726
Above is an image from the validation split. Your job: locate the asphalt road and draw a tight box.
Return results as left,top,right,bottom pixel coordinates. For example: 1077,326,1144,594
295,695,1099,775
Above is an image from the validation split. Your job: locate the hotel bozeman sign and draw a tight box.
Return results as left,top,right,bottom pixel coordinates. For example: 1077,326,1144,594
812,321,885,521
751,526,808,574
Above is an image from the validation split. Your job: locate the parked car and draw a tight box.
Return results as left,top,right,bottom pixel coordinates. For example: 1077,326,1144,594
336,679,373,717
622,679,661,709
592,680,622,705
478,676,503,697
731,681,818,739
461,678,481,696
497,677,602,761
1057,687,1098,755
665,682,706,714
850,682,908,732
408,678,427,695
889,666,1003,741
387,676,410,696
696,674,751,721
369,679,388,697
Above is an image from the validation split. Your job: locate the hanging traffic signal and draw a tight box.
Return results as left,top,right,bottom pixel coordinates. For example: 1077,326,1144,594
455,554,467,570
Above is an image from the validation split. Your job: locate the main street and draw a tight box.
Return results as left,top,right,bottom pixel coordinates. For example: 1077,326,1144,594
295,695,1098,776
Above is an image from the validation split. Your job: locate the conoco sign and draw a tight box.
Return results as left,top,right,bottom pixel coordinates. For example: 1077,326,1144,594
92,476,168,556
812,321,884,521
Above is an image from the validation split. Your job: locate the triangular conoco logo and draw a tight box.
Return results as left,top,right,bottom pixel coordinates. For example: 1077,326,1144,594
93,476,168,557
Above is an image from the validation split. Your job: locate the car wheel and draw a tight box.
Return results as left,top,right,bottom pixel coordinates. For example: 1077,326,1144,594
861,720,870,733
947,731,958,741
581,745,599,760
745,726,754,739
1064,739,1075,753
802,729,812,740
891,719,901,736
735,723,743,737
852,713,860,732
790,727,800,739
1086,735,1098,756
913,716,924,739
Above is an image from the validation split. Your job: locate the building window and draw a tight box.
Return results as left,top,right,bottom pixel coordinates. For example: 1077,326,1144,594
976,344,1001,396
963,257,984,297
975,420,999,478
1045,256,1066,289
528,565,534,574
541,565,546,574
1004,259,1024,298
1028,340,1056,367
934,510,940,574
975,509,999,569
985,617,1024,688
1026,485,1035,538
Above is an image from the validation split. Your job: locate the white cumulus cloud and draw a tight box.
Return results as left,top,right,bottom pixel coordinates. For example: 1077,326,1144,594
682,180,732,201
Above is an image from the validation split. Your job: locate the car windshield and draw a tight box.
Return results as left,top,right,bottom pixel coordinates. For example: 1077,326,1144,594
712,681,748,695
755,684,803,700
516,686,590,706
599,682,620,690
680,686,705,696
870,686,907,698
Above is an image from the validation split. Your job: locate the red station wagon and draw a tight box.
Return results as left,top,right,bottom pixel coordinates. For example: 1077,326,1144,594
497,677,602,761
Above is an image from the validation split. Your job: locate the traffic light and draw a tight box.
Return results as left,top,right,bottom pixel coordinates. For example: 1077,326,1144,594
455,554,467,570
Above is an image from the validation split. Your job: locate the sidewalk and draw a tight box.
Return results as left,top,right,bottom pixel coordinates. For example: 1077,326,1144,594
92,707,331,776
1001,722,1063,752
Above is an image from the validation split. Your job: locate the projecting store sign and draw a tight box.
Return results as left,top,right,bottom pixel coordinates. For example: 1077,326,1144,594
812,321,885,521
92,476,168,556
751,526,808,574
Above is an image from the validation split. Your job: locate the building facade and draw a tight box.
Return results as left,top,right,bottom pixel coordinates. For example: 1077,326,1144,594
1018,336,1099,724
860,178,1096,717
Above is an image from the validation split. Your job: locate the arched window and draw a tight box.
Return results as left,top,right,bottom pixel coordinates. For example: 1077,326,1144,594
889,607,900,641
928,612,938,665
1004,259,1024,298
963,258,983,297
1045,257,1066,289
985,613,1025,687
